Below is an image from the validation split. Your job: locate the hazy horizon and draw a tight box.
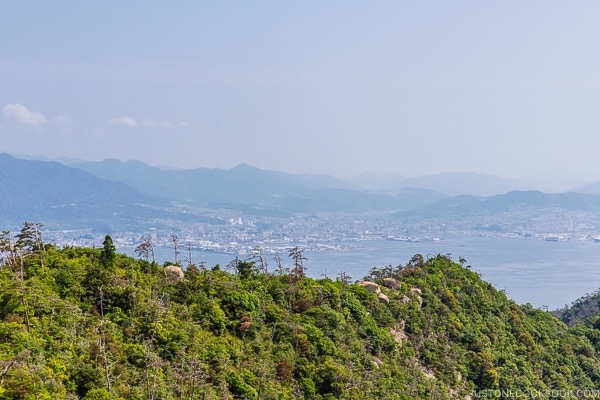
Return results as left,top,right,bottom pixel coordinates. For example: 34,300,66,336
4,150,592,195
3,2,600,188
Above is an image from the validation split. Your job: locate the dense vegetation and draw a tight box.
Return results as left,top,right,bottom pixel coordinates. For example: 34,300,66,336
2,223,600,399
554,289,600,327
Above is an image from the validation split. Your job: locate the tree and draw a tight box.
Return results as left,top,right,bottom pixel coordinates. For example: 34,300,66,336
14,222,45,270
272,254,284,275
135,236,155,263
0,230,16,267
15,222,44,253
236,261,256,280
288,246,307,279
226,257,256,279
84,235,117,308
185,243,194,268
100,235,116,267
337,271,352,285
172,235,180,265
248,246,267,274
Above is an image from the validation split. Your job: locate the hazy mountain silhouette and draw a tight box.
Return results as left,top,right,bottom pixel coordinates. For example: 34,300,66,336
6,153,600,233
395,172,522,196
0,153,166,230
574,179,600,196
70,159,449,212
397,190,600,218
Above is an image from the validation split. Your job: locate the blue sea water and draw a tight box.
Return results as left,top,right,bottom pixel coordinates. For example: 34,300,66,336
121,236,600,310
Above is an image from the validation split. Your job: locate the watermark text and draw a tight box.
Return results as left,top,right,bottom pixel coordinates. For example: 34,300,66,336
472,389,600,398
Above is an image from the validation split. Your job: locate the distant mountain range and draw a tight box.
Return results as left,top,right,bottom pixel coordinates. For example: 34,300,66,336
346,171,527,196
397,190,600,219
575,179,600,196
0,154,450,229
67,158,449,213
0,153,153,231
394,171,524,197
4,153,600,232
0,154,221,231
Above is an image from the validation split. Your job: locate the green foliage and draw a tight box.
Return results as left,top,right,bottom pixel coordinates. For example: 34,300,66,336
554,288,600,326
82,388,117,400
226,370,258,399
100,234,116,266
2,236,600,399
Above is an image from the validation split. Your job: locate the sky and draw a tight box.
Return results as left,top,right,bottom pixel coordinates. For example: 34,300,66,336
2,2,600,185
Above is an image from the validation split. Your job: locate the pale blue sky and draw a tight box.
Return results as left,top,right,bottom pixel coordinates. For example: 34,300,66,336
2,2,600,184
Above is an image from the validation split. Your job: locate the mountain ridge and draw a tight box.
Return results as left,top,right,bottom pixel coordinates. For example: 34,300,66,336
2,244,600,398
0,153,223,231
68,158,450,213
5,153,600,234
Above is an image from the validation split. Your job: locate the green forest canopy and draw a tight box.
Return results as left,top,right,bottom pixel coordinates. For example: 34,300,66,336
2,224,600,399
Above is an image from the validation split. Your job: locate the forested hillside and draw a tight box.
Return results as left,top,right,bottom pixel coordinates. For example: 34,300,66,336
554,289,600,327
2,224,600,399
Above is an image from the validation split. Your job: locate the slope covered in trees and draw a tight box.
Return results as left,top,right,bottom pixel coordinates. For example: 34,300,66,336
554,289,600,327
2,225,600,399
